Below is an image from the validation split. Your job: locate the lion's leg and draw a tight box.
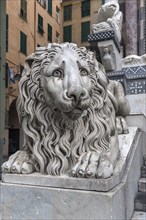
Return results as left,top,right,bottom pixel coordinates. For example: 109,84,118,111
2,150,35,174
97,132,119,178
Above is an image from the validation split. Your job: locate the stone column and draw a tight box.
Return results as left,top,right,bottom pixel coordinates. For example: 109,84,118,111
125,0,138,55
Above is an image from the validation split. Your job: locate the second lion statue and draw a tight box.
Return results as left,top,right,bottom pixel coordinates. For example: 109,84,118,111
2,43,130,178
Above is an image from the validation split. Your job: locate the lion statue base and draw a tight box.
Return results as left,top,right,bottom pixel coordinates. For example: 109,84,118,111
2,43,130,179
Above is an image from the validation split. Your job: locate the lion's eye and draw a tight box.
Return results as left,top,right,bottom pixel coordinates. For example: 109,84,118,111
52,69,63,78
80,68,88,76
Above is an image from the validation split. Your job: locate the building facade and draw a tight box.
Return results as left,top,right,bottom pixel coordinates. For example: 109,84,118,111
4,0,62,158
61,0,101,48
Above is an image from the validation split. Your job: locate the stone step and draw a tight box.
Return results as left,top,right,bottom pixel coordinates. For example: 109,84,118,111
135,192,146,212
131,211,146,220
141,165,146,178
139,178,146,192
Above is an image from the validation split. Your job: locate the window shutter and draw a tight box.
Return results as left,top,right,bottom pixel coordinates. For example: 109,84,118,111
21,0,27,19
20,31,27,54
48,0,52,16
48,24,52,42
38,14,44,34
81,0,90,17
63,25,72,42
64,5,72,21
81,21,90,42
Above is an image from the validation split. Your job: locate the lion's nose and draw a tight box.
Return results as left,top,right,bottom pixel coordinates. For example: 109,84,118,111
67,86,85,103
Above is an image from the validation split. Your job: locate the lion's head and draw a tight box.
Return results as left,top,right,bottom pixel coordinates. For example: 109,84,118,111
17,43,112,175
41,44,92,121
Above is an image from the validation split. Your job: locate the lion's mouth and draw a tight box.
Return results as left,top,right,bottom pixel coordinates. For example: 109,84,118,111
65,107,83,120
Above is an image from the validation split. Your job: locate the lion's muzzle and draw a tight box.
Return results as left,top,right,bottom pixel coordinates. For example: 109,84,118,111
67,86,87,104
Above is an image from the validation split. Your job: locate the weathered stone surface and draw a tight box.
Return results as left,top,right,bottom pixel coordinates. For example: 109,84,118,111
1,128,143,220
126,94,146,155
126,94,146,117
139,178,146,192
122,55,146,68
131,211,146,220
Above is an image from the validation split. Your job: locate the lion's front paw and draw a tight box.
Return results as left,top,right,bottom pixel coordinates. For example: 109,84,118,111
97,155,113,178
116,116,129,134
71,152,114,179
2,150,35,174
71,152,98,178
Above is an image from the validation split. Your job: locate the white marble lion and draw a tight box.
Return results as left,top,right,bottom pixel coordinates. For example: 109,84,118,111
2,43,130,178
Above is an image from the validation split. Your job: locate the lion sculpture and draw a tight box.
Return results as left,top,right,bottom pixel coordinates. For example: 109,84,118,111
91,1,123,42
2,43,130,178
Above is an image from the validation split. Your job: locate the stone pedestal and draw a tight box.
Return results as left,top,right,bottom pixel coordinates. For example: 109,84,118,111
88,30,122,72
126,94,146,154
98,40,122,71
0,127,143,220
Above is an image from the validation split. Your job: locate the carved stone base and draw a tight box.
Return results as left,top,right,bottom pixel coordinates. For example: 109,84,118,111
1,127,143,220
98,40,122,72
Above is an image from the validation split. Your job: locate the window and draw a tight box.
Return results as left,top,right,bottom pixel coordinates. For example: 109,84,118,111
63,25,72,42
56,32,59,43
38,14,44,35
38,0,46,8
81,21,90,42
56,6,60,23
48,24,52,42
20,0,27,20
81,0,90,17
48,0,52,16
6,14,8,52
20,31,27,55
64,5,72,21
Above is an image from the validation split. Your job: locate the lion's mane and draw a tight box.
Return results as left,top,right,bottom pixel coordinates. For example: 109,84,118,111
17,43,113,175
